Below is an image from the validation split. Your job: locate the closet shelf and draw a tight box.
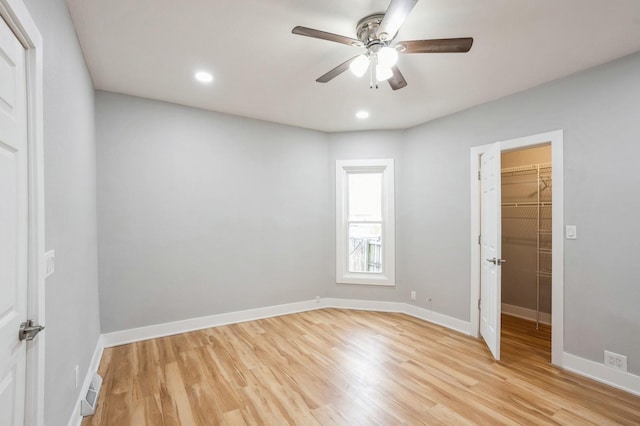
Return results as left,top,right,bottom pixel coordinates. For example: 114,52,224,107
501,162,552,174
502,160,552,330
502,177,552,184
537,269,552,278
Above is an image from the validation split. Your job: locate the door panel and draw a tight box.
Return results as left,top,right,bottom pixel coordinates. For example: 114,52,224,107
480,142,501,360
0,14,28,426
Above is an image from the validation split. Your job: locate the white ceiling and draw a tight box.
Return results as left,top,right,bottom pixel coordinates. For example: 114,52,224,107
65,0,640,132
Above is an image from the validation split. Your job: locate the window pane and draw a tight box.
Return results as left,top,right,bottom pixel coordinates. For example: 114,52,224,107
348,223,382,273
348,173,382,221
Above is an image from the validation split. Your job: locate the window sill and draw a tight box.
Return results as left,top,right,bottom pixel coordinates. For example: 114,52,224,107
337,274,395,286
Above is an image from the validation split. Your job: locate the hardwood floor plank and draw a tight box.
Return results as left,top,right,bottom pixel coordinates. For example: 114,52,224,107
220,409,247,426
310,404,349,425
157,381,181,426
165,362,196,425
82,310,640,425
185,382,224,425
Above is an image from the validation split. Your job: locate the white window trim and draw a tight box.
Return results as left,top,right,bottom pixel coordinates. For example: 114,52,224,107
336,159,395,286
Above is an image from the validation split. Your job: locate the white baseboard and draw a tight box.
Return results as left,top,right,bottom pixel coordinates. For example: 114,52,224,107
103,298,472,348
563,352,640,397
502,303,551,325
322,298,473,335
403,303,473,335
321,298,403,313
67,335,104,426
102,299,321,347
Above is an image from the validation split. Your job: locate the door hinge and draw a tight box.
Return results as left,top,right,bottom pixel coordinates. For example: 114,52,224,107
477,170,481,180
478,298,481,310
478,235,481,245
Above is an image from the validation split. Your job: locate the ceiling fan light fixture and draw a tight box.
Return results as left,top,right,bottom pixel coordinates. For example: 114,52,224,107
291,0,473,90
349,54,369,77
378,46,399,68
376,64,393,81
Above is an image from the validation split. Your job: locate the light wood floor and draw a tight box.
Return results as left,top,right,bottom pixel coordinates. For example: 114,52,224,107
83,309,640,425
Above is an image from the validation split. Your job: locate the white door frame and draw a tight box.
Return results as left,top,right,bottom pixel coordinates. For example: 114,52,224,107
0,0,45,424
470,130,564,366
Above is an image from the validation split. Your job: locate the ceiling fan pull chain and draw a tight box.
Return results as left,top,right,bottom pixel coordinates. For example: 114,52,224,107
371,56,380,89
369,62,374,89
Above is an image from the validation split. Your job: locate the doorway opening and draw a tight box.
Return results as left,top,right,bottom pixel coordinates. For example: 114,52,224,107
469,130,564,367
500,145,552,362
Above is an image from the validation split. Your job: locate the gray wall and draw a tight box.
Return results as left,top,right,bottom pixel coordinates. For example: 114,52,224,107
403,52,640,374
95,92,330,332
23,0,101,425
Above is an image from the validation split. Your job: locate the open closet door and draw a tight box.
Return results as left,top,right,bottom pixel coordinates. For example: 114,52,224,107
480,142,502,360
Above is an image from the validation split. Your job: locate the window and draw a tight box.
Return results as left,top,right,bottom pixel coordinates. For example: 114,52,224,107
336,159,395,286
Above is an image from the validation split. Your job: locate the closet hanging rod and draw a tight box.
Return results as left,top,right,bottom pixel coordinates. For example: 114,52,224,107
501,202,552,207
501,162,552,174
502,177,552,185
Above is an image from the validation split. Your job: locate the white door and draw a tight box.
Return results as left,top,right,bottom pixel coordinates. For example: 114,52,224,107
0,14,29,426
480,142,502,360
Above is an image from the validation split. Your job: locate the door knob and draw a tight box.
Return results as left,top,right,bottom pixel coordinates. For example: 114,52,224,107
486,257,507,265
18,320,45,341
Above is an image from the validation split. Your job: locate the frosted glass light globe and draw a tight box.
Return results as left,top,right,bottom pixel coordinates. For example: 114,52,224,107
378,46,399,68
349,55,369,77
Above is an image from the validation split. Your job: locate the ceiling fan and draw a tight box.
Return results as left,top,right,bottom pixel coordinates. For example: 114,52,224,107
292,0,473,90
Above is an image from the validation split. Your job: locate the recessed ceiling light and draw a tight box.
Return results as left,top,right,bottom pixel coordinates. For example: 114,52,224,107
356,111,369,119
194,71,213,83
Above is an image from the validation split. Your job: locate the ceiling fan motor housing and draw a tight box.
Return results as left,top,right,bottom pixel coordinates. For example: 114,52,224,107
356,14,388,48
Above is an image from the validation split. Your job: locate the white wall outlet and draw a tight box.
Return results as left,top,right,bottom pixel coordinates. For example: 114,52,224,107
315,296,320,304
410,291,416,300
75,365,80,388
604,350,627,372
566,225,577,240
45,250,55,278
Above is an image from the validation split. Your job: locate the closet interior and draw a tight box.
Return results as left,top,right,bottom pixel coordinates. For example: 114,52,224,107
501,145,552,330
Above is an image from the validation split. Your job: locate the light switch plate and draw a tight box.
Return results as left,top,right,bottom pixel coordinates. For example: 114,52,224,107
566,225,577,240
45,250,55,278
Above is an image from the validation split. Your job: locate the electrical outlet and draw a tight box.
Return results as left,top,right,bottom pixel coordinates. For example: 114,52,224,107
604,350,627,372
75,365,80,388
410,291,416,300
315,296,320,304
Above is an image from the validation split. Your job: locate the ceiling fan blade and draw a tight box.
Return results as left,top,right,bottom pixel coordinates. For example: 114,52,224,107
397,38,474,53
378,0,419,41
316,56,359,83
388,66,407,90
292,26,362,47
